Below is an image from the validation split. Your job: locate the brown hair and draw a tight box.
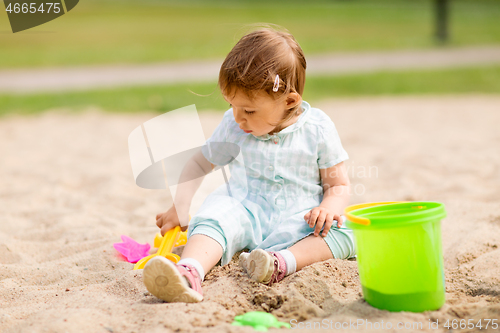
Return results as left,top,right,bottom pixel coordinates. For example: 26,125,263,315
218,25,307,133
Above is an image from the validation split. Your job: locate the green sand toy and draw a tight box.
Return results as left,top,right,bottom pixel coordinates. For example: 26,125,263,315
231,311,290,331
345,201,447,312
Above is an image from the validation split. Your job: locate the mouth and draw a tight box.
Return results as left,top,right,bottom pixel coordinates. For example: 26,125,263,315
241,128,252,133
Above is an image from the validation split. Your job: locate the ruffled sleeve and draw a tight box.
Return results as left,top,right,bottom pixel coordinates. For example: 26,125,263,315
201,110,236,166
317,120,349,169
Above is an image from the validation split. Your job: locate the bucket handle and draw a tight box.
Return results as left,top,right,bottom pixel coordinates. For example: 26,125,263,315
344,202,403,226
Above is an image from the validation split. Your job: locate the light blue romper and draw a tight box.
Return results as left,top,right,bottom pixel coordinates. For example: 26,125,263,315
187,101,356,265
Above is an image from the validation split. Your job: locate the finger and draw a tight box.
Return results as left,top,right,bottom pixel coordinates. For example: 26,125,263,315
309,209,320,228
160,223,171,237
322,214,334,237
314,214,327,236
335,215,343,228
314,211,327,236
317,210,327,224
314,221,324,236
156,216,163,228
304,211,311,221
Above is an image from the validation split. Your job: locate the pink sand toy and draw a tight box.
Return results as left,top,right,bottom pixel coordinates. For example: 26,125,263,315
114,229,187,266
113,235,151,263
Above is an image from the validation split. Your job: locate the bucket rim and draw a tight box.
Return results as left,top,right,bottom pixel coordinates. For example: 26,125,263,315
345,201,446,229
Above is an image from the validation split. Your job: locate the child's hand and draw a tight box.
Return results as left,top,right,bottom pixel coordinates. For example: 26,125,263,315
304,207,342,237
156,205,188,236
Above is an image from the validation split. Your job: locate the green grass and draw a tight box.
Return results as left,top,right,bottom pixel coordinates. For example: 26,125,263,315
1,66,500,116
304,66,500,99
1,0,500,68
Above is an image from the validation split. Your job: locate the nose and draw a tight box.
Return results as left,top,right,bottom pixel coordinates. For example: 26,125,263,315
233,109,246,124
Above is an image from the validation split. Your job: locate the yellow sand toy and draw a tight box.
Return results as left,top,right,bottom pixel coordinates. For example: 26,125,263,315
133,226,187,270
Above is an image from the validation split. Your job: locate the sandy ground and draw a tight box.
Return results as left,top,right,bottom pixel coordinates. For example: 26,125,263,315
0,95,499,332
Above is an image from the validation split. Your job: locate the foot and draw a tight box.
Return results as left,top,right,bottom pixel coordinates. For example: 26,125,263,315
143,256,203,303
239,249,286,286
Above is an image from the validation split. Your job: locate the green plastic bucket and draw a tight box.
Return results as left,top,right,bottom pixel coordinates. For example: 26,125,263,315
345,201,446,312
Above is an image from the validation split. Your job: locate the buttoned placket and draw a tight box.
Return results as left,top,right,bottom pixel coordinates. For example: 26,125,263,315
268,134,286,209
253,105,310,209
274,180,285,208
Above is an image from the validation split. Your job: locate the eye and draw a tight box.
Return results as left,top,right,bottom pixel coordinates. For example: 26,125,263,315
244,110,255,115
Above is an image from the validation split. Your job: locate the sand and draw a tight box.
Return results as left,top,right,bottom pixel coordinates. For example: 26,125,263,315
0,95,499,333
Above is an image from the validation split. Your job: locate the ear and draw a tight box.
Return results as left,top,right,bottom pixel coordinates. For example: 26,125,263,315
285,92,302,109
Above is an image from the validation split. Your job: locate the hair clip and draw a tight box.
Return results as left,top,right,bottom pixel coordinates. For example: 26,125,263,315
273,74,280,92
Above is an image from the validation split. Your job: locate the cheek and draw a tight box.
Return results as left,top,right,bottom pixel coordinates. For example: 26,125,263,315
253,117,267,127
253,119,265,129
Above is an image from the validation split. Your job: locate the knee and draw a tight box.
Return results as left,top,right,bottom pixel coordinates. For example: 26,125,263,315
189,221,227,252
323,229,356,260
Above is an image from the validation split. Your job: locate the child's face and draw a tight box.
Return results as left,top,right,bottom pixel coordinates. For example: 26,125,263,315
224,89,301,137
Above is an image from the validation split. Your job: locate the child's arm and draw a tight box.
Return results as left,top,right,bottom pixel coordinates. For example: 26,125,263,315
304,161,350,237
156,150,214,235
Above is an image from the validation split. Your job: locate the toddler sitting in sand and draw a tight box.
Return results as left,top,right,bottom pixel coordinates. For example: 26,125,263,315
144,26,356,303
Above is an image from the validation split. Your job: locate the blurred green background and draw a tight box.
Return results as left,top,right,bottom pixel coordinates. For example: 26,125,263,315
1,0,499,116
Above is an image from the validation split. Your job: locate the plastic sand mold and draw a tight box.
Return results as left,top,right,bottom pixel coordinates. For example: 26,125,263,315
232,311,290,331
113,235,150,263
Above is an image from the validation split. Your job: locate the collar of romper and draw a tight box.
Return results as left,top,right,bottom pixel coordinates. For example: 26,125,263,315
253,100,311,141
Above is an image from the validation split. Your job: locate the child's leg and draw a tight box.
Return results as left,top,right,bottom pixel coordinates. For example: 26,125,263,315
143,234,223,303
240,235,332,285
180,234,223,277
240,220,356,285
289,221,356,271
288,234,333,270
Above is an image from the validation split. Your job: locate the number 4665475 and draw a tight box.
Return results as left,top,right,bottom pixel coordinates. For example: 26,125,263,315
6,3,61,14
443,319,498,330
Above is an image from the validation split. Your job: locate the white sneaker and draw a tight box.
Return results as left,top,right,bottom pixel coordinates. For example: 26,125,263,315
143,256,203,303
239,249,284,285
